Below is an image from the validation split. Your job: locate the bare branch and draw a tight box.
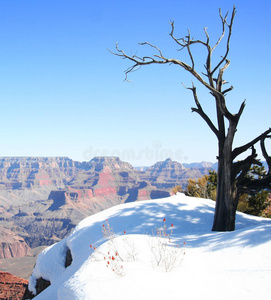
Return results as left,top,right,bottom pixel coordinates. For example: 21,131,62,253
222,85,234,95
111,40,223,96
204,27,210,44
233,145,271,196
211,8,228,52
170,20,212,72
232,128,271,160
214,93,236,122
169,20,208,48
232,146,260,183
185,83,219,138
211,6,236,75
171,14,236,122
186,30,195,70
169,22,196,69
235,100,246,123
109,42,170,81
139,42,166,59
216,59,231,92
169,20,186,48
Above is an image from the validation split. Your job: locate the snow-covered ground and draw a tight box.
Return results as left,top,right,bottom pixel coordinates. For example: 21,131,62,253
28,193,271,299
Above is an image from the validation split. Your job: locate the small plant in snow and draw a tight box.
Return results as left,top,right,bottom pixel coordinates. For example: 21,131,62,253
105,250,124,277
102,219,124,262
90,243,125,277
90,218,185,276
89,219,128,277
149,218,185,272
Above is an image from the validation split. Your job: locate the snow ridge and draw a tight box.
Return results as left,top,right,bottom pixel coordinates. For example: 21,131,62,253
28,193,271,300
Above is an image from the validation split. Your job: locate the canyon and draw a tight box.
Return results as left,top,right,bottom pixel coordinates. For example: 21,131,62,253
0,156,214,280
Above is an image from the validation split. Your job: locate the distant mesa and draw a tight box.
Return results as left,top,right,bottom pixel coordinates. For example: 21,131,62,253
48,191,69,211
183,161,217,169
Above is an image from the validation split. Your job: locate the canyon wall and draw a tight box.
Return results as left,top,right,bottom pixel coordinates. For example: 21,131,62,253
0,156,213,257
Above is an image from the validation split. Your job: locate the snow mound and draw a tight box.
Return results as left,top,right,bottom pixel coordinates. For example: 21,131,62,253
28,193,271,299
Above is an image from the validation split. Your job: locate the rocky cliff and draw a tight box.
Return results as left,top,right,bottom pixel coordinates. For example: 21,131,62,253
0,157,81,210
0,271,28,300
0,156,212,275
143,158,207,188
0,157,79,189
0,227,30,259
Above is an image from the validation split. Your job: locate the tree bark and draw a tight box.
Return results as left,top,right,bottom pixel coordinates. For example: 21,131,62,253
213,155,236,231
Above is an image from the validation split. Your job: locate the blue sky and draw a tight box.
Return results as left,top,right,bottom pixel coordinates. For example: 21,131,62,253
0,0,270,166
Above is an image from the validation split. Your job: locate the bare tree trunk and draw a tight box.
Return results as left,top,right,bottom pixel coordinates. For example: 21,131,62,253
212,116,238,231
213,156,236,231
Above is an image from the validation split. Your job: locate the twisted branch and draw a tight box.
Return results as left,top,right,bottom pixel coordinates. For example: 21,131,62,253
232,128,271,160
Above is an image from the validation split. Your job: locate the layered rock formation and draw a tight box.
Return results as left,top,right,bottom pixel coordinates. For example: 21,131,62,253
0,227,30,259
0,271,28,300
0,156,79,190
0,156,213,268
143,158,208,188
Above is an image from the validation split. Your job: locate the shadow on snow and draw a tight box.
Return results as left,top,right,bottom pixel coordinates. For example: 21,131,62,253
72,197,271,253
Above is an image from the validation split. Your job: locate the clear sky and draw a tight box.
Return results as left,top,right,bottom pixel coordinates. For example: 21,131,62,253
0,0,270,166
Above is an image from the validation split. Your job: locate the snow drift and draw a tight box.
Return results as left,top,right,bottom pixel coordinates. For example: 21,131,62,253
28,193,271,299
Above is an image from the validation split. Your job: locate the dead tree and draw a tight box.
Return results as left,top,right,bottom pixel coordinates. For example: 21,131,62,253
110,6,271,231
